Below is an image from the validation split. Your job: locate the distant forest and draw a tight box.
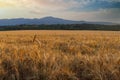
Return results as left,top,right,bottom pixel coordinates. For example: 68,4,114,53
0,24,120,31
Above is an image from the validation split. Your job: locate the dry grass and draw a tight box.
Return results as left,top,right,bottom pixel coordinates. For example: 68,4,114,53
0,30,120,80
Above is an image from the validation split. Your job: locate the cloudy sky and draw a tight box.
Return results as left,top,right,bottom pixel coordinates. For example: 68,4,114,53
0,0,120,23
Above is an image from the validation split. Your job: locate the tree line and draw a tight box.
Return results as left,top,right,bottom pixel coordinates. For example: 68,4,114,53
0,24,120,31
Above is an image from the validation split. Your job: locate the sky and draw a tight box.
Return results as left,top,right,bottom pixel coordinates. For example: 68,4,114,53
0,0,120,23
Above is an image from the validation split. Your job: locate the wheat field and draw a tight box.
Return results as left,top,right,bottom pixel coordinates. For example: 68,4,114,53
0,30,120,80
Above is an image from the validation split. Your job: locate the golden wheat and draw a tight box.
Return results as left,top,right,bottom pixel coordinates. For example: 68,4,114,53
0,30,119,80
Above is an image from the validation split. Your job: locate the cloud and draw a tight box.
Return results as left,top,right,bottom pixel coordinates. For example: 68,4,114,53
2,0,91,11
51,8,120,23
2,0,120,12
0,0,119,23
93,8,120,22
0,1,15,8
102,0,120,2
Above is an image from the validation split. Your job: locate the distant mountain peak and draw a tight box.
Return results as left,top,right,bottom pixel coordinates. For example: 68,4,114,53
41,16,64,21
43,16,55,18
0,16,117,26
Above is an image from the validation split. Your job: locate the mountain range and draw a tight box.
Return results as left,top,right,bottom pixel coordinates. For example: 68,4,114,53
0,16,117,26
